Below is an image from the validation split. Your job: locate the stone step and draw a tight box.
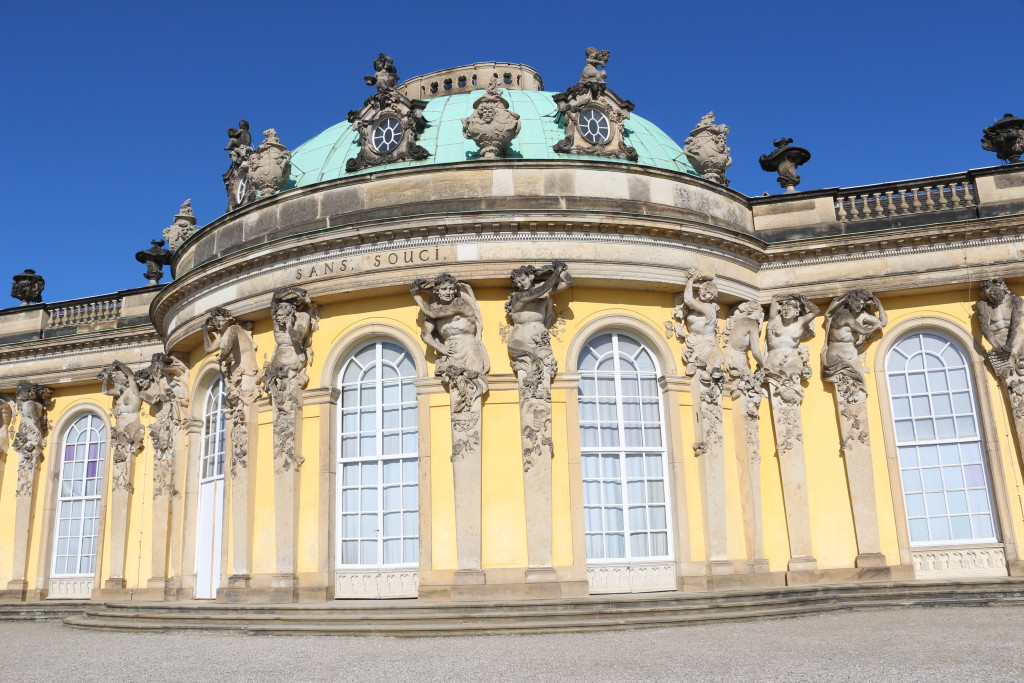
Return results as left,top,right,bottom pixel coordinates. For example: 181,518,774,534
63,578,1024,635
0,601,88,621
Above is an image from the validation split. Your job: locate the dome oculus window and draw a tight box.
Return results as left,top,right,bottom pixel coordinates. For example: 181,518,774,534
579,108,611,144
372,117,403,154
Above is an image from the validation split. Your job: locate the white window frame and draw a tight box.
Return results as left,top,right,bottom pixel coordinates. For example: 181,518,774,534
336,340,419,569
578,332,674,564
51,413,106,579
885,331,999,547
199,377,227,484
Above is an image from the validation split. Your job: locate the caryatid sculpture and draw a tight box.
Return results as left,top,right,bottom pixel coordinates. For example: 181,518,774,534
506,261,572,573
99,361,146,493
668,269,730,567
976,278,1024,427
462,78,522,159
822,288,888,567
763,293,820,571
723,301,768,570
261,286,319,473
0,394,14,460
410,274,489,575
137,353,189,498
203,307,261,477
11,381,53,497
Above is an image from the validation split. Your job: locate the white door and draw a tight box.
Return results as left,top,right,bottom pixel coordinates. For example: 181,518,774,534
195,477,225,598
195,378,226,599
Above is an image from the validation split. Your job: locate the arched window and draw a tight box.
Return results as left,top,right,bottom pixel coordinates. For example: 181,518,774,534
52,414,106,579
885,332,998,544
195,377,226,599
578,332,671,561
338,341,418,567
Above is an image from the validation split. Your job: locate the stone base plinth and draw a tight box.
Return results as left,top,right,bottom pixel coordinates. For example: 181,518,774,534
785,564,913,586
420,567,588,602
787,556,819,572
855,552,889,568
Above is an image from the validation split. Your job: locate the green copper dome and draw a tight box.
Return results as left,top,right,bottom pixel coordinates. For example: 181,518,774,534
288,90,699,188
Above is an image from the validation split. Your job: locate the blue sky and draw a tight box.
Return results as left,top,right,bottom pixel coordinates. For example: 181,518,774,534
1,1,1021,303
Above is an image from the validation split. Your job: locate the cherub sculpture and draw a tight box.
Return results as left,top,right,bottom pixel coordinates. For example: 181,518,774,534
579,47,611,85
364,53,398,91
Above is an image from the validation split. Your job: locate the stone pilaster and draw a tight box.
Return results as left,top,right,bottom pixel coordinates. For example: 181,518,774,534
767,387,817,571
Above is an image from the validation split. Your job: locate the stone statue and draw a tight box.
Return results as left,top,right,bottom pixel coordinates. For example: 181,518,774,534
506,261,573,411
764,293,819,410
462,78,522,159
137,353,189,497
347,54,430,172
247,129,292,198
759,138,811,193
506,260,573,571
409,274,489,422
0,393,14,459
10,269,44,305
684,112,732,186
225,121,252,152
261,286,319,472
763,292,820,570
100,361,146,492
724,300,768,570
11,381,53,497
364,53,398,91
223,121,255,212
821,289,887,405
552,48,637,161
669,269,725,378
976,278,1024,419
410,273,489,573
203,307,261,477
579,47,610,85
135,240,172,284
981,113,1024,164
162,199,197,251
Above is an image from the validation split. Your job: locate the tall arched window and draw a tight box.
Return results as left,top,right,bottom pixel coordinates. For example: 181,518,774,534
885,332,998,544
195,377,226,599
578,332,672,562
51,414,106,585
338,341,418,568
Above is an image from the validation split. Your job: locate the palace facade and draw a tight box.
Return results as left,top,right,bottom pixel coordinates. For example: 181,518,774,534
2,54,1024,606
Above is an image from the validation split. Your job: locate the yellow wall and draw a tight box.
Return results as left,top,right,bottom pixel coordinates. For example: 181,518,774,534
5,284,1024,594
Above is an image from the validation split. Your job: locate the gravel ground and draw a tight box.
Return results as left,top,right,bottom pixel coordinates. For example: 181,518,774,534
6,605,1024,682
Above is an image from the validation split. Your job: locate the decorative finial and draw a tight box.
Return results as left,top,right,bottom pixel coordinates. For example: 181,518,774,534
684,112,732,186
462,82,522,159
10,269,44,306
135,240,172,284
759,138,811,193
163,199,197,250
981,113,1024,164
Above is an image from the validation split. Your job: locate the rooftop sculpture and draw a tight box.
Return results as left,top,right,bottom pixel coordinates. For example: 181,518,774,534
982,113,1024,164
759,138,811,193
10,269,44,306
462,78,522,158
684,112,732,186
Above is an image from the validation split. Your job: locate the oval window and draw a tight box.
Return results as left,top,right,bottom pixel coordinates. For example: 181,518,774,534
579,108,611,144
372,117,403,154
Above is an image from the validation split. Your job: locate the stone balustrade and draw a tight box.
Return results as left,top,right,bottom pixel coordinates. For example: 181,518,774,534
46,296,123,328
835,175,977,222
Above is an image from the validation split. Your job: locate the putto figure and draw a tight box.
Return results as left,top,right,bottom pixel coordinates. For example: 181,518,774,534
821,289,887,403
365,53,398,91
579,47,610,85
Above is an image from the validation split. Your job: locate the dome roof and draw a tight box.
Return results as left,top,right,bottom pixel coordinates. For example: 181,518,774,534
287,90,699,188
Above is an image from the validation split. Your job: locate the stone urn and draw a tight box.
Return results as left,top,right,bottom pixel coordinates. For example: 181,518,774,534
759,138,811,193
248,129,292,197
462,81,522,159
982,113,1024,164
684,112,732,186
10,269,44,305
